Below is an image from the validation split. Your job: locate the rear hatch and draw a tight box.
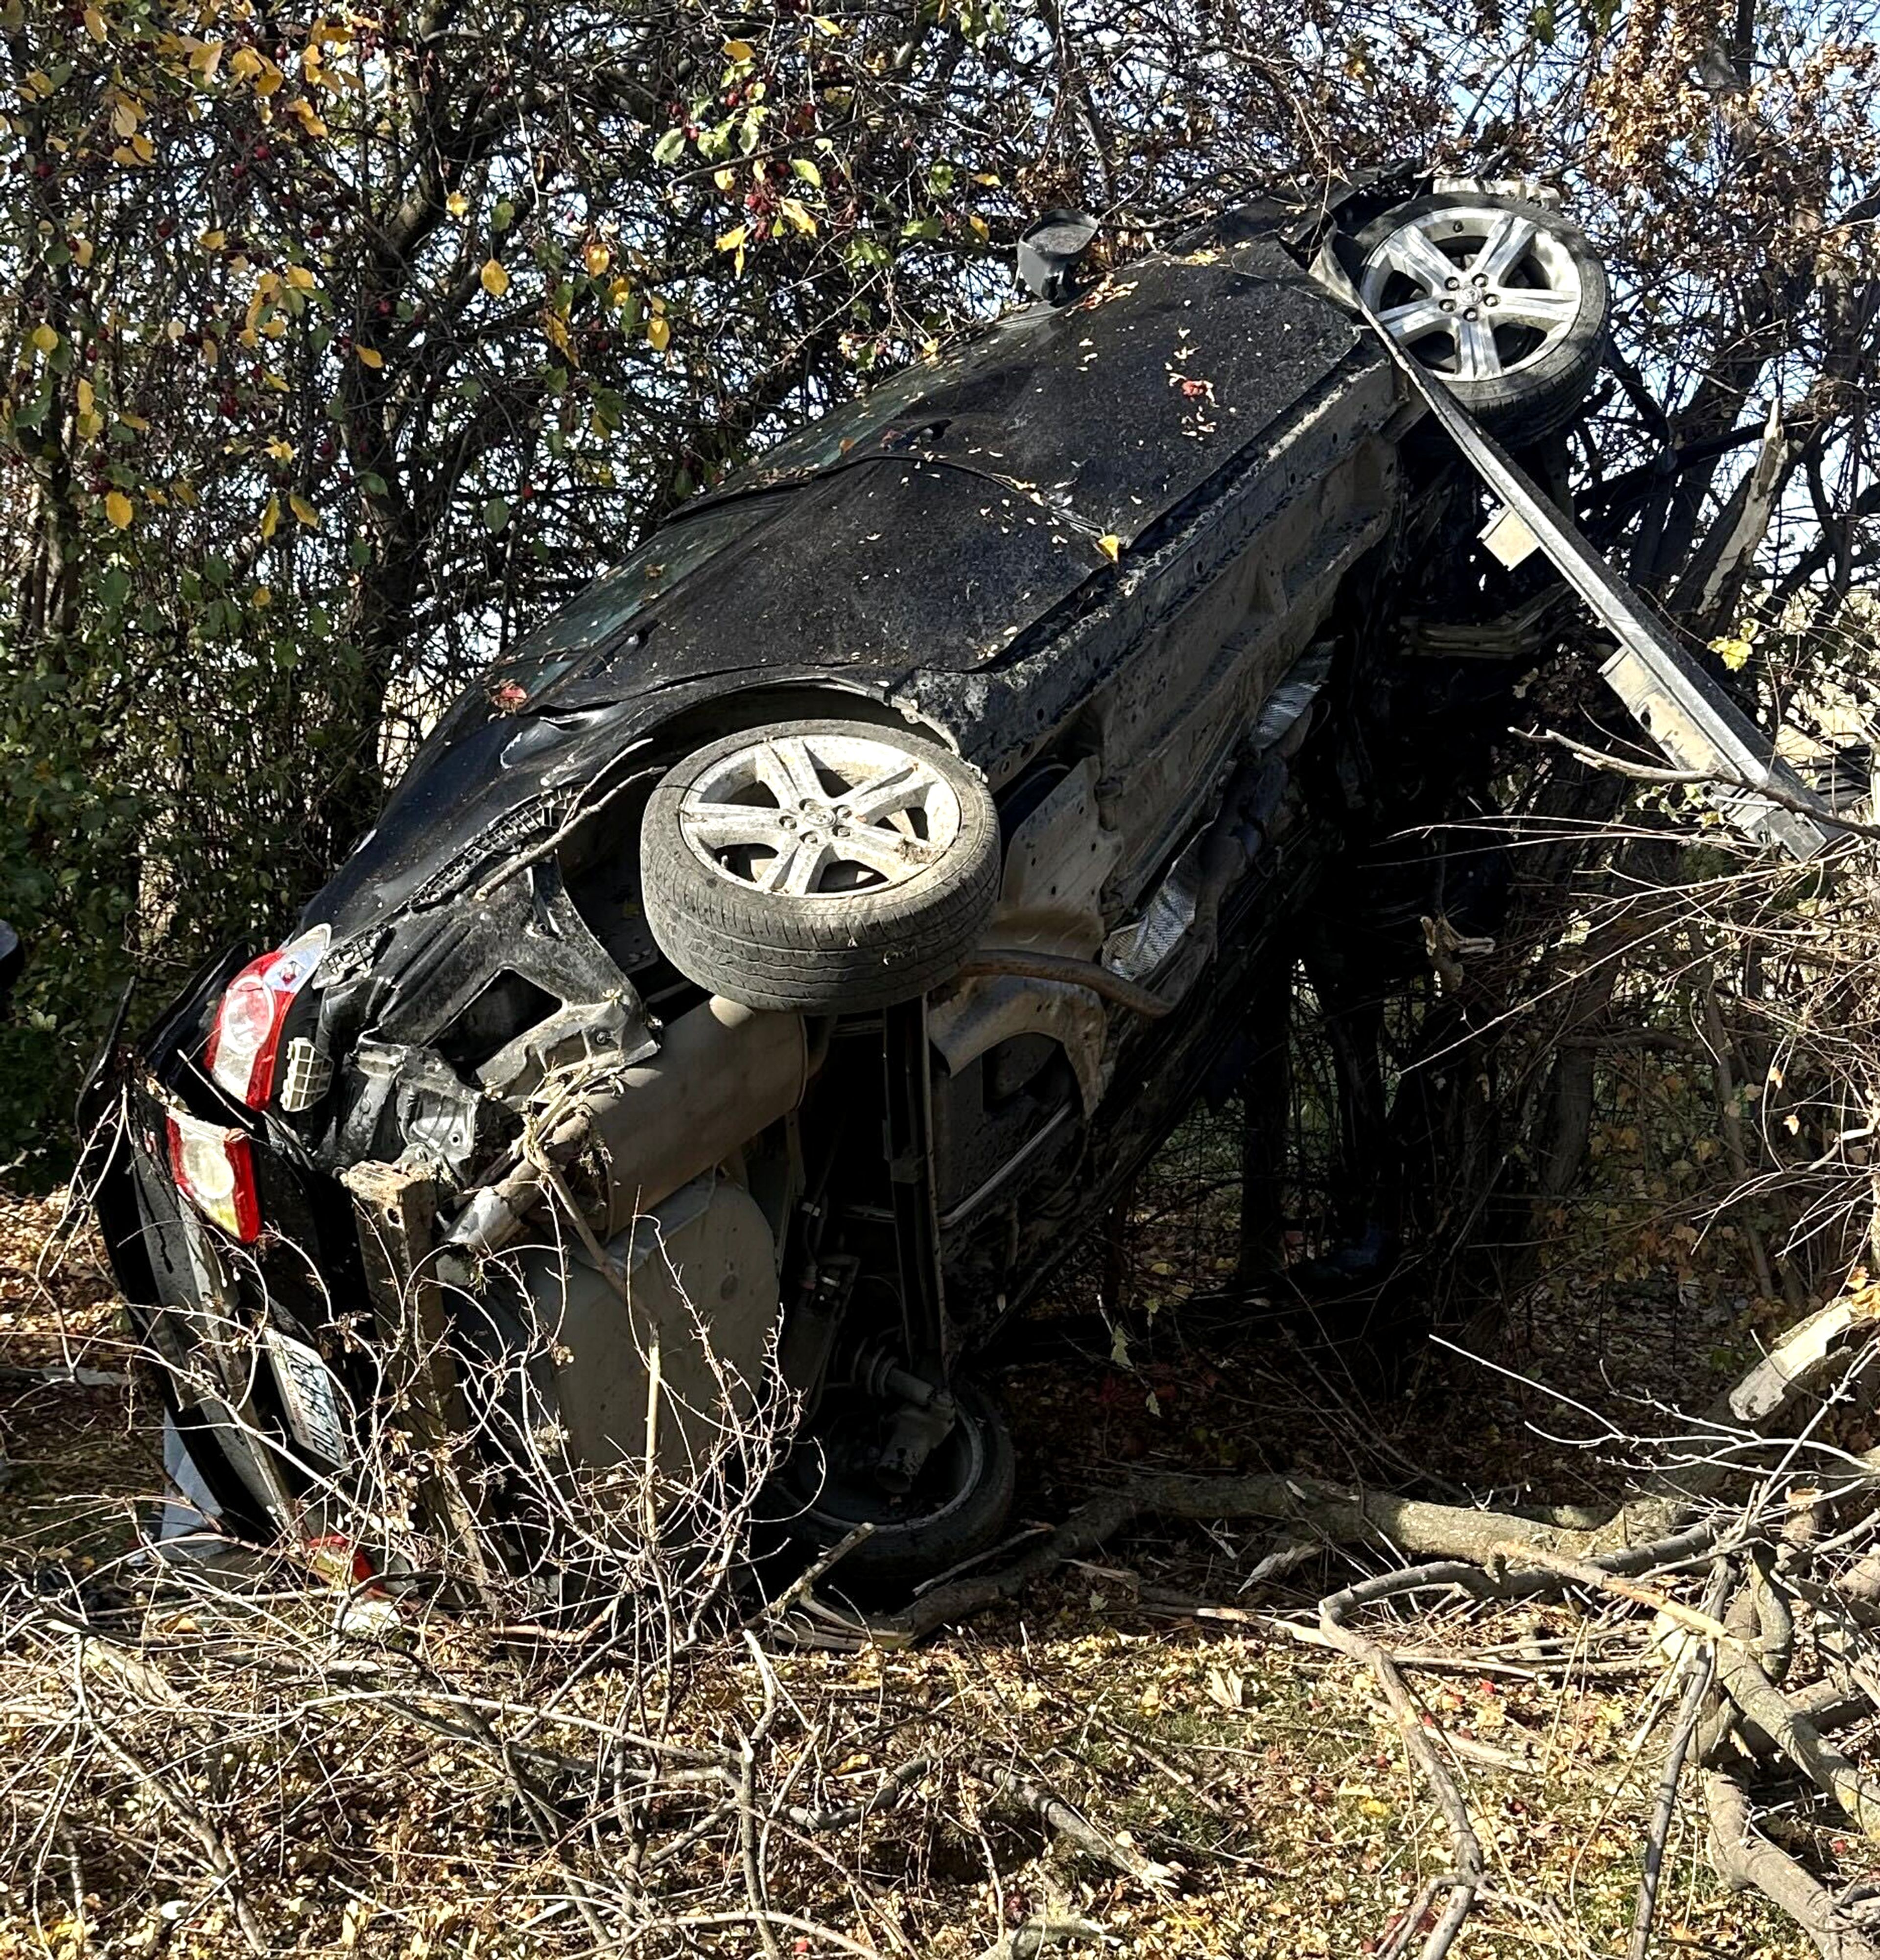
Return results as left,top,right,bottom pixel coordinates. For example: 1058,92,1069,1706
93,953,371,1543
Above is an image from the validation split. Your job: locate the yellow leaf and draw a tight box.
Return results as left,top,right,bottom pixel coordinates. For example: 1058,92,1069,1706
74,237,94,267
778,198,816,236
1096,533,1122,562
260,493,281,540
30,323,58,354
76,377,94,415
111,96,139,138
252,585,272,608
229,46,263,80
480,257,509,297
716,224,748,254
117,409,148,431
288,493,319,529
286,98,327,137
266,437,293,462
199,228,226,250
130,132,154,162
76,411,104,439
199,335,219,366
646,315,670,351
191,39,224,78
446,191,468,218
608,275,633,305
254,61,283,95
583,240,611,276
83,4,105,41
969,213,989,239
104,490,133,528
724,37,753,59
284,263,315,290
713,166,737,193
357,345,383,368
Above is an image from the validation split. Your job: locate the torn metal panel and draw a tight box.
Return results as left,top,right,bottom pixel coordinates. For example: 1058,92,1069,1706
1347,280,1835,860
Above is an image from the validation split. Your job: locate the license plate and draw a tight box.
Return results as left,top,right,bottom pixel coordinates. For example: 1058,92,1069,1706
265,1330,351,1467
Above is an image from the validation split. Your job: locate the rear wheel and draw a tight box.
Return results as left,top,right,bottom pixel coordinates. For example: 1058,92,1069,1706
784,1376,1017,1592
1354,193,1609,443
640,719,1001,1014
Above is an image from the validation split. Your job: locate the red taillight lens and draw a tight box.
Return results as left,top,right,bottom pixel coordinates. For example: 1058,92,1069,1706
204,926,330,1109
166,1108,262,1242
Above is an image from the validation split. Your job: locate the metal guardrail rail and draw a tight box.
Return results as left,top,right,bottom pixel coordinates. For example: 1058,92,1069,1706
1350,284,1838,863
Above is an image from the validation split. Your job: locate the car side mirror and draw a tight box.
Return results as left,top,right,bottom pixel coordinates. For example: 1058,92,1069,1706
1016,209,1099,304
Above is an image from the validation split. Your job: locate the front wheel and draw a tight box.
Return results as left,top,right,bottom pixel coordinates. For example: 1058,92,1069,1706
1354,192,1609,444
639,718,1001,1014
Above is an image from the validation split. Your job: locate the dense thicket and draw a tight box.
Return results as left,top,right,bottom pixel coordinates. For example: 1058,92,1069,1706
2,0,1876,1176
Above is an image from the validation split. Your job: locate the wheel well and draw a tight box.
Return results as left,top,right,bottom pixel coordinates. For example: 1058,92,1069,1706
636,682,961,772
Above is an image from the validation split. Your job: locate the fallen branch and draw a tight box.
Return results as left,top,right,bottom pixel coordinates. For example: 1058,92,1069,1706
1705,1770,1880,1960
1319,1563,1484,1960
969,1758,1178,1892
1715,1641,1880,1838
870,1470,1660,1646
1629,1565,1729,1960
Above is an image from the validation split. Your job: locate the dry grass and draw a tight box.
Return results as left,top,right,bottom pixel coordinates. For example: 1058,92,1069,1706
0,1151,1831,1960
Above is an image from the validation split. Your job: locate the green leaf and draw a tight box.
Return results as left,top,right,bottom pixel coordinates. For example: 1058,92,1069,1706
652,127,686,164
483,497,511,533
791,157,822,187
493,198,516,233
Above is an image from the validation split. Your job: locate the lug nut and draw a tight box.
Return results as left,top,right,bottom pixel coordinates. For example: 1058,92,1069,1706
779,815,797,831
833,805,851,819
1483,294,1499,308
1464,307,1479,320
1441,298,1457,313
1472,272,1487,286
798,798,817,812
1444,276,1460,290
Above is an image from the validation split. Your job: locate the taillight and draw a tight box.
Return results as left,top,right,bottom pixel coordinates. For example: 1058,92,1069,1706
205,925,330,1109
166,1108,262,1242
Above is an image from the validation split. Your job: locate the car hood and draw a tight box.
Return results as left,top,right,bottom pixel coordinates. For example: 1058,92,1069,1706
308,219,1370,941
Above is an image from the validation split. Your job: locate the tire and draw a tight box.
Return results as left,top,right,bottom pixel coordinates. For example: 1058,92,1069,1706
640,718,1000,1013
785,1377,1017,1592
1353,193,1609,444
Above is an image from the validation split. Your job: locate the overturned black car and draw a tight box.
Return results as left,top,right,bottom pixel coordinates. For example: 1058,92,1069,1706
91,180,1836,1588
